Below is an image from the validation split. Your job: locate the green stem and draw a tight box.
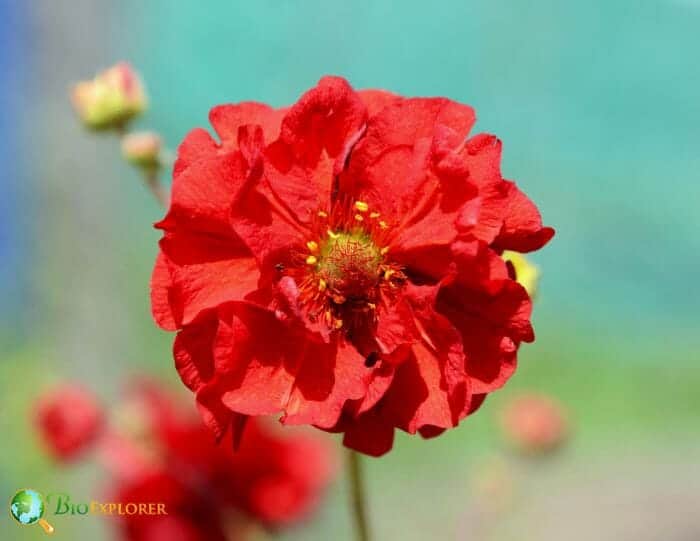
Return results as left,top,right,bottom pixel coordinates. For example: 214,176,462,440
144,168,169,208
347,449,371,541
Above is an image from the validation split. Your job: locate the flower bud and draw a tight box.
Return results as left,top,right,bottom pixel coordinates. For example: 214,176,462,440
500,393,569,455
35,385,104,462
121,131,162,170
71,62,147,130
502,251,540,297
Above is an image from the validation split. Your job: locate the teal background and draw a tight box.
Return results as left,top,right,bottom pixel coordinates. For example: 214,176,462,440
1,1,699,539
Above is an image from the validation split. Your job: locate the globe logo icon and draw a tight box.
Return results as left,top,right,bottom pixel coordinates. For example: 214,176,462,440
9,489,55,534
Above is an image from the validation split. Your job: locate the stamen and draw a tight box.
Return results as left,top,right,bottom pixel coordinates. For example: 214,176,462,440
380,247,389,255
384,269,395,280
306,255,318,265
327,229,340,240
370,212,381,219
318,210,328,218
334,319,344,329
378,220,388,229
354,214,364,222
318,279,327,292
354,201,369,213
306,240,319,252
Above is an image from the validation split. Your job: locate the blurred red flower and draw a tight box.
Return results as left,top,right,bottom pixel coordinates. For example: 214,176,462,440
151,76,554,456
110,471,234,541
35,384,104,462
101,383,336,533
500,393,569,455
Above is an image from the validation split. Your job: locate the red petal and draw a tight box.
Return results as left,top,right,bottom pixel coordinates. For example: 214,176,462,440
209,102,286,149
283,340,369,429
342,98,478,259
173,316,233,440
264,76,367,222
229,173,307,272
154,231,258,329
173,128,219,176
439,279,533,394
342,97,476,217
174,318,217,392
151,252,178,331
216,304,296,416
357,89,401,117
211,303,369,429
493,181,555,252
454,134,508,243
379,283,470,432
375,296,419,356
342,409,395,457
158,151,249,238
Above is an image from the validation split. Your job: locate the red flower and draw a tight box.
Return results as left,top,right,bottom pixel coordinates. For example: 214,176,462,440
110,472,234,541
101,382,335,530
151,76,554,456
35,385,104,462
500,393,569,455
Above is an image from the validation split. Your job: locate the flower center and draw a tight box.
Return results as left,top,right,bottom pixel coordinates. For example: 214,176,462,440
318,231,381,299
290,200,405,334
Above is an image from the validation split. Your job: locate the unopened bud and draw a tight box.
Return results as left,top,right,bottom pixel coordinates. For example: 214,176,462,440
500,394,569,456
71,62,147,130
121,131,162,170
502,251,540,297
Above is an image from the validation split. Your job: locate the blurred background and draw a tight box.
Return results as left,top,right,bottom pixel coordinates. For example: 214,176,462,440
1,1,699,539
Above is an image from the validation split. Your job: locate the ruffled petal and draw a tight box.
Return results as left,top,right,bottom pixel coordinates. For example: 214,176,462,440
216,304,296,417
173,316,233,440
439,278,533,394
264,76,367,223
283,339,369,429
493,181,555,252
151,252,178,331
342,408,395,457
158,150,249,238
209,102,286,149
207,303,370,429
342,98,478,262
357,89,401,117
379,283,470,432
173,128,219,176
342,97,475,217
154,231,258,329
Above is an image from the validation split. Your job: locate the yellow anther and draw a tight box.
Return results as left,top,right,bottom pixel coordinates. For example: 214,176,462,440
318,210,328,218
354,201,369,212
332,294,347,305
306,240,319,253
384,269,395,280
327,229,340,240
318,279,327,292
324,310,332,323
334,319,344,329
306,255,318,265
370,212,381,219
354,214,364,222
367,302,376,310
379,220,388,229
380,246,389,255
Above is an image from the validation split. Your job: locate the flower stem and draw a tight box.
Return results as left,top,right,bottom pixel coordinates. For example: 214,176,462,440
144,168,169,208
347,449,371,541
